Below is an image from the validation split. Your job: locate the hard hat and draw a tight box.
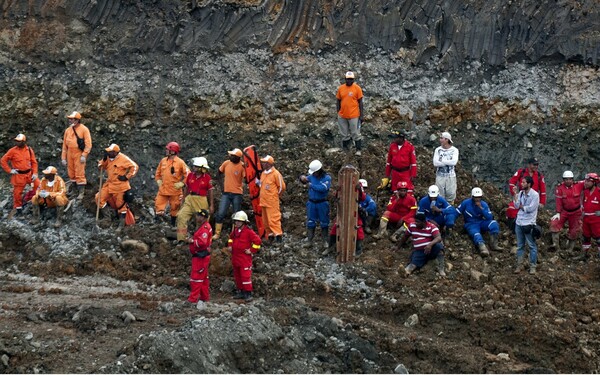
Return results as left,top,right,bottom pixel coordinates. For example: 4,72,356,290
228,148,243,158
388,130,407,139
66,111,82,120
105,143,120,152
428,185,440,197
14,134,26,142
359,179,368,188
196,209,209,218
471,187,483,197
562,170,574,179
166,142,180,153
396,181,408,190
345,71,355,79
585,173,599,181
192,157,209,169
260,155,275,164
308,160,322,175
232,211,249,222
42,166,57,175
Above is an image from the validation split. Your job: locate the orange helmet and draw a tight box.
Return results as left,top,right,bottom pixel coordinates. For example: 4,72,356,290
14,134,26,142
228,148,243,157
42,166,57,175
166,142,180,153
105,143,120,152
66,111,82,120
396,181,409,190
585,173,599,181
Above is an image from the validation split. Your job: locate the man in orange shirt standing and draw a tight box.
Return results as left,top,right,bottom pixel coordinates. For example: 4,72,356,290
61,111,92,201
336,71,364,156
213,148,245,240
154,142,189,227
256,155,286,244
1,134,40,219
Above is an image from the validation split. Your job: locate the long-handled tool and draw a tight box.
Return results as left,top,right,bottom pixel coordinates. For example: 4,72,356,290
92,171,104,234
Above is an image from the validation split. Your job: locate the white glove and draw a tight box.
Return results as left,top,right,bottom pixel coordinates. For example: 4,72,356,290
595,211,600,217
80,156,86,163
61,159,67,166
40,190,49,198
10,169,18,174
156,180,163,188
551,213,560,221
31,174,38,181
255,178,261,186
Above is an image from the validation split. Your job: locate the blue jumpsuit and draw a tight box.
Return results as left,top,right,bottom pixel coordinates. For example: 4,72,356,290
306,173,331,229
456,198,499,245
359,194,377,217
417,195,457,229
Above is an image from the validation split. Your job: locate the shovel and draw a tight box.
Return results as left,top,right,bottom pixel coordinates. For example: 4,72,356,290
92,171,104,234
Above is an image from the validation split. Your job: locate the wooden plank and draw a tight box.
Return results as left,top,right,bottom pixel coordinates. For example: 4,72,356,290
336,165,359,263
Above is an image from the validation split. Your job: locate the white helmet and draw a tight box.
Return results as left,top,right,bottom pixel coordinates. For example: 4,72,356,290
359,179,368,188
471,187,483,197
192,157,209,169
232,211,249,222
428,185,439,198
562,170,574,179
308,160,322,175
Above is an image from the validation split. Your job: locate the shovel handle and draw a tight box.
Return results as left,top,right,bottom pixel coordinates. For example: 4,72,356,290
95,171,104,223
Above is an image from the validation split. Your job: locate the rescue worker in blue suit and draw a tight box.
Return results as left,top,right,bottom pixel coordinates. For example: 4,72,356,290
456,187,502,257
358,179,377,234
299,160,331,249
417,185,458,235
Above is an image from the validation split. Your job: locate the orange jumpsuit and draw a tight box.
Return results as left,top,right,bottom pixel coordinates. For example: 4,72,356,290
258,167,286,237
32,176,69,208
1,146,40,209
154,156,189,217
97,153,139,214
61,124,92,185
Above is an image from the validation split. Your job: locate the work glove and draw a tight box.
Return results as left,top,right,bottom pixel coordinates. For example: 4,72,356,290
173,181,185,189
10,169,18,175
118,175,128,181
31,174,38,181
551,213,560,221
156,179,163,188
40,190,49,198
377,177,390,190
255,178,261,186
595,211,600,217
61,159,67,166
80,156,86,163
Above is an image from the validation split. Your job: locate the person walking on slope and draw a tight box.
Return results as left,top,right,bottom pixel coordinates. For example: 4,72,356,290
96,144,139,229
299,160,331,249
456,187,502,257
395,213,446,277
576,173,600,261
176,157,214,244
213,148,246,240
374,181,417,241
550,170,583,252
509,157,546,207
433,131,459,204
378,130,417,194
513,176,540,274
256,155,286,244
30,166,69,228
155,142,189,227
1,134,40,219
227,211,262,302
187,209,212,309
61,111,92,201
336,71,364,155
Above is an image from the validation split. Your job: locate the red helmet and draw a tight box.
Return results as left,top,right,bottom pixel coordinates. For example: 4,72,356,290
166,142,180,153
585,173,599,181
396,181,408,190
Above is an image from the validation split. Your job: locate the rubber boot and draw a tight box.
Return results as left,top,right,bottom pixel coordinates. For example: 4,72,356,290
437,254,446,277
390,226,406,243
373,219,389,239
355,240,363,257
212,223,223,240
117,213,126,230
275,235,283,244
321,228,329,249
489,234,503,251
76,185,85,201
54,206,64,228
529,263,537,275
342,140,351,150
303,227,315,248
565,239,576,252
355,140,362,156
478,242,490,257
514,256,524,273
233,290,244,299
170,216,177,227
243,291,253,302
551,232,561,251
404,263,417,276
31,204,40,225
101,206,113,220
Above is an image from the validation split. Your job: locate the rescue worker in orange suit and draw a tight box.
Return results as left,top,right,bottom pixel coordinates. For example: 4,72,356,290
61,111,92,201
577,173,600,261
550,170,583,252
176,157,214,244
256,155,286,244
31,166,68,228
213,148,246,240
508,157,547,207
155,142,189,227
1,134,40,219
96,144,139,228
187,209,212,307
374,181,417,241
227,211,261,302
379,130,417,193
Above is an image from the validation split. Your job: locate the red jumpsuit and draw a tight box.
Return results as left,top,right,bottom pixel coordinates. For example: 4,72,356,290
1,146,40,209
508,169,547,205
228,225,262,292
385,140,417,193
188,222,212,303
582,186,600,251
330,217,365,240
382,194,417,226
550,181,584,240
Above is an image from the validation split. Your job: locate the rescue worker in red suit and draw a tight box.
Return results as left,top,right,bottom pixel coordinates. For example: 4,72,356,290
374,181,417,241
508,157,547,207
227,211,261,302
378,130,417,194
577,173,600,261
187,209,212,307
1,134,40,218
550,170,584,252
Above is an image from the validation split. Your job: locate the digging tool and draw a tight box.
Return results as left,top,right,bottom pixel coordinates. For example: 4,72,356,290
92,171,104,234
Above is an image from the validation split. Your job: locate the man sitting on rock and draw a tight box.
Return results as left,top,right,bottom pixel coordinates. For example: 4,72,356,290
30,166,68,228
394,213,445,277
373,181,417,240
456,187,502,257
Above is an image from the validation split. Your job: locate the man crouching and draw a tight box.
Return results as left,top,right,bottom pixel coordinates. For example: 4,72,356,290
394,212,445,277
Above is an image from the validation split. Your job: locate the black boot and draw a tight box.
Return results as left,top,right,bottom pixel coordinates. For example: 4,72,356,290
170,216,177,227
303,227,315,248
355,240,363,257
342,140,351,150
355,140,362,156
243,291,253,301
233,290,244,299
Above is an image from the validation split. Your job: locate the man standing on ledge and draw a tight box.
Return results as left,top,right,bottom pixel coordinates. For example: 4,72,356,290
433,131,459,204
336,71,364,156
61,111,92,201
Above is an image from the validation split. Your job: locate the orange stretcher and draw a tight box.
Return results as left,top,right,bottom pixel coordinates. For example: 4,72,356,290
242,145,265,238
